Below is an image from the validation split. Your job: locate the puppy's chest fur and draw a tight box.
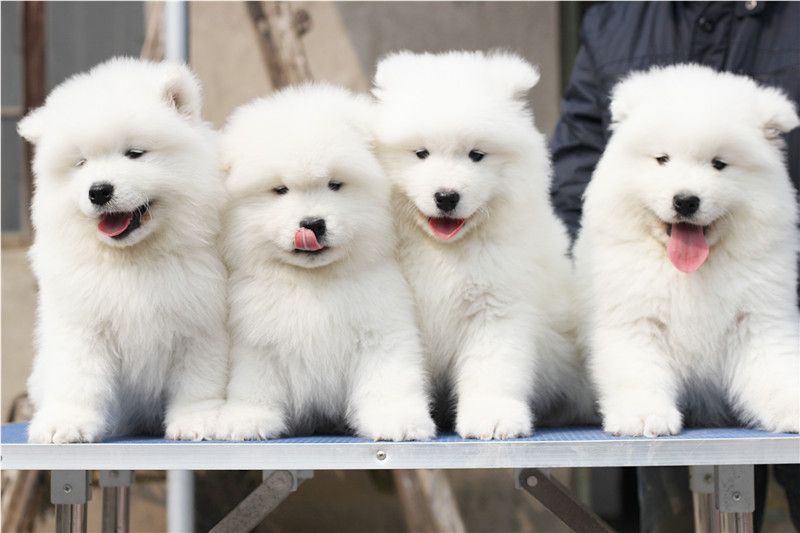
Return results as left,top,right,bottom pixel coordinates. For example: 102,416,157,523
232,268,393,414
40,247,220,375
398,233,526,370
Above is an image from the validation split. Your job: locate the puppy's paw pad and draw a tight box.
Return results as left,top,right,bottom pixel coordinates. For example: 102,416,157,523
456,398,532,440
215,404,284,441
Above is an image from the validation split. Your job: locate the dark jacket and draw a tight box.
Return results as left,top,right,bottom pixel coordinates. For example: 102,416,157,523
550,1,800,239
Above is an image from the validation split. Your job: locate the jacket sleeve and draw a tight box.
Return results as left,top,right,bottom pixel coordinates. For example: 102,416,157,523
549,36,608,241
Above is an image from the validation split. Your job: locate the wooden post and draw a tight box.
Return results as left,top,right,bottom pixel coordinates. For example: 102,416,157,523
1,395,45,533
245,1,312,89
140,2,165,61
22,1,45,231
393,470,466,533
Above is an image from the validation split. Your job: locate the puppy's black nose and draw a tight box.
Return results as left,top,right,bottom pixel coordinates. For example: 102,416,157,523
673,194,700,217
300,217,326,239
88,182,114,206
434,190,460,213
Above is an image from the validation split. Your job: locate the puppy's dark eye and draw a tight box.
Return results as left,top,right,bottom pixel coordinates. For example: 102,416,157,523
125,148,146,160
272,186,289,195
711,158,728,171
328,181,343,191
75,158,87,168
655,154,669,166
468,149,485,162
415,148,430,160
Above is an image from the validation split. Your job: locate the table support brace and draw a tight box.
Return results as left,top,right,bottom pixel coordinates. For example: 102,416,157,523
516,468,615,532
209,470,313,533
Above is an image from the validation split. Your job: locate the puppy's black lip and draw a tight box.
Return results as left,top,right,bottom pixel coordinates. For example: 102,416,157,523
293,247,328,255
665,221,710,237
109,202,151,240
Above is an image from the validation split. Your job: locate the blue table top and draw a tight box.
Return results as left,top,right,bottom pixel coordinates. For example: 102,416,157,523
2,422,795,445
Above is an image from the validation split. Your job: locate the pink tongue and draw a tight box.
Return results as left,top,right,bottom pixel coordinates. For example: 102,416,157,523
428,217,465,240
98,212,133,237
667,223,709,273
294,228,323,251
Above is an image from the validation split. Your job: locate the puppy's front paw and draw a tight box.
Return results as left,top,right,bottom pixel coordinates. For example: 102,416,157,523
456,397,532,440
602,400,682,437
165,400,223,441
215,402,285,441
355,404,436,441
28,407,105,443
753,392,800,433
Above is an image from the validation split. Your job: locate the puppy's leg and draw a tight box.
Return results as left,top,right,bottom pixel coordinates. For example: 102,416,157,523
592,321,682,437
164,327,229,441
27,321,113,443
454,319,535,440
215,344,287,440
728,315,800,433
349,333,435,441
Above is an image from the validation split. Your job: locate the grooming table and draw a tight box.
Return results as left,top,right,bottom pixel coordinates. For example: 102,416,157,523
2,423,798,532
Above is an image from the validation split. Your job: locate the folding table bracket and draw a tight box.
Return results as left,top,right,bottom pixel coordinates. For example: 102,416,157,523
51,470,91,533
209,470,313,533
516,468,615,532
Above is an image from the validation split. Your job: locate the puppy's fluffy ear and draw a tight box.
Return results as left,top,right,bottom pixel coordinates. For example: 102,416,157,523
372,51,416,100
755,87,800,140
488,53,540,101
161,63,202,119
18,106,47,145
609,70,652,126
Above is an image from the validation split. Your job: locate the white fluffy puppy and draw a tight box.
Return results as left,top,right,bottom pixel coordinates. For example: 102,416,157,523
217,84,435,441
20,58,229,442
373,51,596,439
575,64,800,436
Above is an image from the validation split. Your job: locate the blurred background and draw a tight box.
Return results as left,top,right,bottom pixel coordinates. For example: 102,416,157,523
0,2,794,532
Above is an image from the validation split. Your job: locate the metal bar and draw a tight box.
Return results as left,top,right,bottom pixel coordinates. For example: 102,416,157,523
167,471,194,533
517,468,614,533
714,465,754,533
55,504,87,533
210,471,302,533
99,471,132,533
5,428,798,470
51,471,90,533
690,465,717,533
163,0,188,62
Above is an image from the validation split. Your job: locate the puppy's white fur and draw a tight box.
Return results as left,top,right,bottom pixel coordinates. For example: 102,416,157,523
20,58,229,442
218,84,435,441
373,51,596,439
575,64,800,436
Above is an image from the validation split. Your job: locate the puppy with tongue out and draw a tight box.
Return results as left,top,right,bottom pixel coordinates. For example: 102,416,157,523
373,51,598,439
216,84,435,441
575,64,800,437
19,58,230,443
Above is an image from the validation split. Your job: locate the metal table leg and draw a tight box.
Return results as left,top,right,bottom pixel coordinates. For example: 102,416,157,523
51,471,91,533
714,465,755,533
99,471,133,533
690,465,718,533
516,468,615,532
167,470,195,533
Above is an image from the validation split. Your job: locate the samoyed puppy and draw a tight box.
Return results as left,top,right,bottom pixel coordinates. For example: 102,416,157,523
20,58,229,442
373,51,596,439
575,64,800,436
216,84,435,441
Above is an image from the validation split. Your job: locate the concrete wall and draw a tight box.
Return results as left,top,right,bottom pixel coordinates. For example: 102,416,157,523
192,1,561,134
